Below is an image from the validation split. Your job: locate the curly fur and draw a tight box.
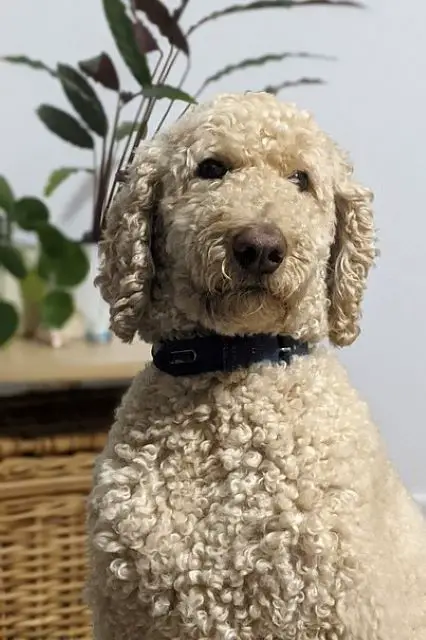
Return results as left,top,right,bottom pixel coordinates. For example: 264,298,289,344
88,92,426,639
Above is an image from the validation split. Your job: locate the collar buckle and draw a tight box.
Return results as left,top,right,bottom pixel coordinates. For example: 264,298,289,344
168,349,197,366
278,345,293,360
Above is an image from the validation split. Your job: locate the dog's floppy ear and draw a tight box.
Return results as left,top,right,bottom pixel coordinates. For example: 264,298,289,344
327,169,376,347
96,145,161,343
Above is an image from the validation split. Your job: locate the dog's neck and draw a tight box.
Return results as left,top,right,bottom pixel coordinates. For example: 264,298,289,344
139,269,330,347
151,332,310,377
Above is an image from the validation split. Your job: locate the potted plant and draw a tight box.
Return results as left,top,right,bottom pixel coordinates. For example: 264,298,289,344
0,175,89,347
1,0,361,342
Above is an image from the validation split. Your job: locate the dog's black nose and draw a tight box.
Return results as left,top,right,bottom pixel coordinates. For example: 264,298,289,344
232,224,286,275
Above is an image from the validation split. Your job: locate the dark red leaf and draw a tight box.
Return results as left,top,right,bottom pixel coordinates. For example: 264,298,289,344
133,20,159,54
173,0,190,20
131,0,189,54
78,53,120,91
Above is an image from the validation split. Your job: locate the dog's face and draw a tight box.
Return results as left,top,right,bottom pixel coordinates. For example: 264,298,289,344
98,92,376,346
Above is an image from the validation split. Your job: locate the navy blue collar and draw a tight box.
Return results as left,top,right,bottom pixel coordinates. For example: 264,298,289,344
151,333,310,377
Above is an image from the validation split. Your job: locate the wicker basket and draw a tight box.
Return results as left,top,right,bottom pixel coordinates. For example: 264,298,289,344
0,386,123,640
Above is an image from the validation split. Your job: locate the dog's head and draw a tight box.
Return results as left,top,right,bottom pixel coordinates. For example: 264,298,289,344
97,92,376,346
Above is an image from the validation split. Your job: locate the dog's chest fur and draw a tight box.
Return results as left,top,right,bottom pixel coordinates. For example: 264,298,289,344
91,350,379,639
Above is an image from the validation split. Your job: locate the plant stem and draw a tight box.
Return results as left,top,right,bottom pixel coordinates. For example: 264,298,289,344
94,95,121,241
136,45,175,146
5,216,12,246
0,214,12,246
155,0,192,128
117,52,164,179
92,144,99,214
101,19,191,229
102,94,147,221
155,55,191,134
102,52,166,224
140,51,170,131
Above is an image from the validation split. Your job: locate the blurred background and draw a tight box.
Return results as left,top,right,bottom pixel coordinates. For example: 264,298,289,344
0,1,425,638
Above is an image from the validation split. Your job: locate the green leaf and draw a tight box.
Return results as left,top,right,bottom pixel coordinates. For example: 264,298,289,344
103,0,151,87
0,175,14,215
44,167,94,197
36,224,68,260
37,243,89,288
264,77,325,94
36,225,88,287
132,0,189,54
0,300,19,346
37,105,94,149
188,0,363,33
36,253,52,281
198,52,332,92
20,270,46,304
40,289,74,329
0,55,56,76
14,197,49,231
0,246,27,279
57,64,108,137
115,120,137,141
142,84,196,103
50,241,90,287
79,52,120,91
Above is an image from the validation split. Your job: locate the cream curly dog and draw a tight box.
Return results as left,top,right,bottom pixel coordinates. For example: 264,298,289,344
87,92,426,639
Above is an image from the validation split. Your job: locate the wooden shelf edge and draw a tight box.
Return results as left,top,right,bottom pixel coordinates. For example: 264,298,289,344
0,338,152,386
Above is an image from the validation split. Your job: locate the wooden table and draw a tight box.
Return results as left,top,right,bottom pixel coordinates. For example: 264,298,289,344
0,338,152,386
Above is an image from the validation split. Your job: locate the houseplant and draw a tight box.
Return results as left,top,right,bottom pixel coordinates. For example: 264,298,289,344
2,0,362,341
0,175,89,347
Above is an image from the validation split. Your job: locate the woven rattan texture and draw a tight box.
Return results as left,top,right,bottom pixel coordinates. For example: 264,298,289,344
0,386,124,640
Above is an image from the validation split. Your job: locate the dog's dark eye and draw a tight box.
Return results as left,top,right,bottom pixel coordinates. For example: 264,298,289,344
196,158,229,180
288,170,310,192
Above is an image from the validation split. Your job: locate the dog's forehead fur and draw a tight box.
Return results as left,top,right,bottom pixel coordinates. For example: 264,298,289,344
158,92,336,175
172,92,319,140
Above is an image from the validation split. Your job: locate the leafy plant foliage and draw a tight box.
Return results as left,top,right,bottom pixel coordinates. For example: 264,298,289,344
0,175,89,346
1,0,362,243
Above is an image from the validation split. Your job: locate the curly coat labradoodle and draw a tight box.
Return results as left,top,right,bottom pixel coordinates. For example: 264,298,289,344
87,92,426,640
